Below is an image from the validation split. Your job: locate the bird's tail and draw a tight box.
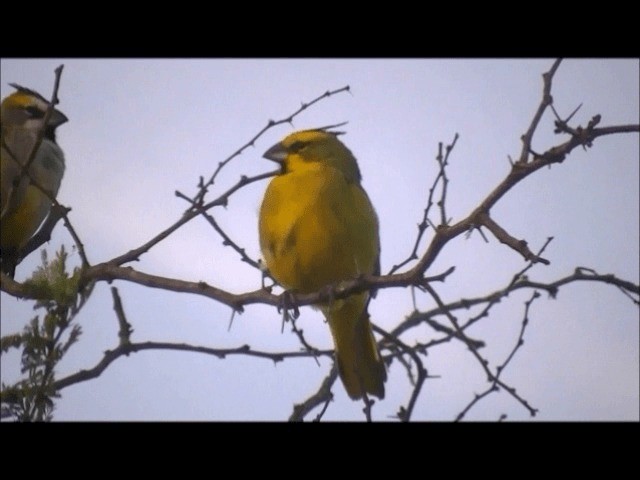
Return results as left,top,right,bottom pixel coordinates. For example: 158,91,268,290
324,293,386,400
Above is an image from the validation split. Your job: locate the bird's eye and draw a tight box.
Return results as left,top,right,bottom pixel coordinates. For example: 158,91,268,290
25,106,45,119
289,141,307,153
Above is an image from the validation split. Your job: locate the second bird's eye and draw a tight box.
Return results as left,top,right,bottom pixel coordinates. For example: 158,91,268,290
25,106,45,119
289,141,307,153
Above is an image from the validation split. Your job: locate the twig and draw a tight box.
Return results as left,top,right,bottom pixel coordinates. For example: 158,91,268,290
423,283,538,417
108,170,277,267
176,190,263,270
456,291,540,421
312,391,334,422
374,325,428,422
289,364,339,422
455,386,499,421
191,86,351,207
289,315,323,363
437,134,458,226
362,395,374,422
408,118,638,282
109,88,350,269
54,341,332,391
496,292,538,376
111,287,133,346
477,212,550,265
518,58,562,163
389,133,459,275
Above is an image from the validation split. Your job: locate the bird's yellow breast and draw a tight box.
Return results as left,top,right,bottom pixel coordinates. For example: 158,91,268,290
259,162,379,293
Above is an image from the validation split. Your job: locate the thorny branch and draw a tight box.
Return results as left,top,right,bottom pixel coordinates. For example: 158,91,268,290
423,283,539,417
289,315,324,363
104,88,352,271
389,134,459,275
190,86,352,207
289,364,338,422
519,58,562,164
436,137,455,226
390,267,638,340
455,291,540,421
109,170,278,268
54,341,333,392
111,287,133,346
373,325,429,422
175,190,263,270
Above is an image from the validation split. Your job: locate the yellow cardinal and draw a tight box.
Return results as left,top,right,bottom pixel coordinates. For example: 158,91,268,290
259,129,386,400
1,84,68,276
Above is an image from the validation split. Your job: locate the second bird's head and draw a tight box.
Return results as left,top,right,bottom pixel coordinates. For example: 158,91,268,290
264,129,362,183
1,83,68,143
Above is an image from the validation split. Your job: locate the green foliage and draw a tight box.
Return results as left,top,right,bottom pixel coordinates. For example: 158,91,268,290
23,247,82,310
0,246,84,422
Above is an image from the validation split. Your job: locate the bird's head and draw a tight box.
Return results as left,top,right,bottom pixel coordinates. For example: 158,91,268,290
1,84,68,142
264,128,362,183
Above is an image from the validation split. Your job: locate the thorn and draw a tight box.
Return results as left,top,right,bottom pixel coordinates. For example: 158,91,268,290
228,309,236,332
565,102,583,123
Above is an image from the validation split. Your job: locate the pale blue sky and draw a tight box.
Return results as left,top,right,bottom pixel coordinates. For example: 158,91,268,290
1,59,638,421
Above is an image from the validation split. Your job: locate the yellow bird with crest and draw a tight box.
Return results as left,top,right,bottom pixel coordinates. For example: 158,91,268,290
259,128,386,400
1,84,68,277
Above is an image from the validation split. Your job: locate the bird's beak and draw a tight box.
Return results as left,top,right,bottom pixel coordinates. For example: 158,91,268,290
48,108,68,128
263,141,287,164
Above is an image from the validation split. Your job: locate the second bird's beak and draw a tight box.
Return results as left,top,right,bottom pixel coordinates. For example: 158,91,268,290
263,141,287,164
49,108,69,128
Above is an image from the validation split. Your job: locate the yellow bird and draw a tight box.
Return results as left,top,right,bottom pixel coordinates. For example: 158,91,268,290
1,84,68,276
259,129,387,400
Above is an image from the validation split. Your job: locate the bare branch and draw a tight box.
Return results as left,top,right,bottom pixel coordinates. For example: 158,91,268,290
176,190,263,270
456,291,540,421
405,121,638,280
519,58,562,163
109,170,277,267
289,364,338,422
423,283,538,417
111,287,133,346
54,341,331,391
437,134,459,226
110,88,351,270
478,212,550,265
191,86,351,206
455,385,499,421
392,268,637,340
289,315,324,363
374,325,427,422
389,133,459,275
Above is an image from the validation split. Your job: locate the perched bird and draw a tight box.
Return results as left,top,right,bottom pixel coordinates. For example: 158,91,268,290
259,129,387,400
1,84,68,276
